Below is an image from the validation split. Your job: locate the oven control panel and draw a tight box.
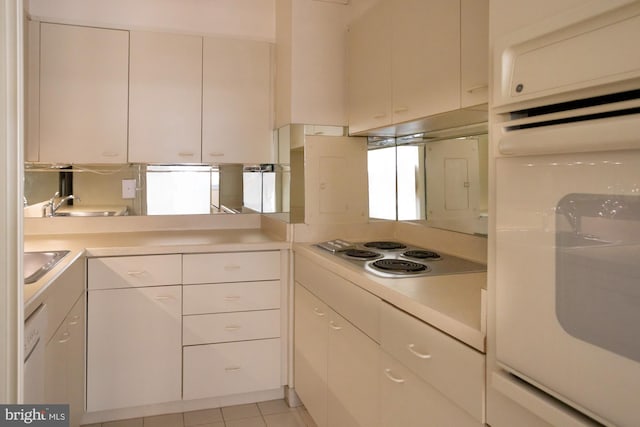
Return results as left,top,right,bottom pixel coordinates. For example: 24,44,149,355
316,239,355,253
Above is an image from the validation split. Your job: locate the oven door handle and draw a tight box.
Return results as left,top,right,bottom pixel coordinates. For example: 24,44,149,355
498,113,640,156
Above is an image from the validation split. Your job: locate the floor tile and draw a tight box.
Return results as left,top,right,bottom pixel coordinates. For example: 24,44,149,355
295,408,317,427
143,412,183,427
225,417,266,427
258,400,296,416
183,408,224,426
264,412,306,427
222,403,261,421
102,418,143,427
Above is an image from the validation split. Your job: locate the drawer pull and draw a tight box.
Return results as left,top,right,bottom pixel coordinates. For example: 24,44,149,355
383,368,406,384
313,307,326,317
407,343,431,360
68,315,80,326
224,265,241,271
329,321,343,331
58,332,71,344
154,295,173,301
224,296,241,301
225,366,241,372
126,270,147,277
224,325,242,332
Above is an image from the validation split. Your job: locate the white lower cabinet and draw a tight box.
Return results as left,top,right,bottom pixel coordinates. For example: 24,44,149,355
379,351,479,427
45,294,85,427
86,284,182,412
294,283,379,427
183,338,281,400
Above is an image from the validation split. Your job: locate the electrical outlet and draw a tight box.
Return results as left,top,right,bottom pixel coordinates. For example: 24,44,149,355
122,179,137,199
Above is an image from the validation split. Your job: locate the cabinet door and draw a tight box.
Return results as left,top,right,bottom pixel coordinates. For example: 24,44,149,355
294,284,329,427
347,1,392,134
39,23,128,163
86,286,182,412
391,0,461,122
327,310,379,427
129,31,202,163
460,0,489,107
379,351,480,427
203,37,273,164
45,294,84,427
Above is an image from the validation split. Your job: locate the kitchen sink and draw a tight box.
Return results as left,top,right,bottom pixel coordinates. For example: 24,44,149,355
54,210,120,217
24,250,70,284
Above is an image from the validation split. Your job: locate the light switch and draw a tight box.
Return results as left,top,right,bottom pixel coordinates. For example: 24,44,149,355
122,179,137,199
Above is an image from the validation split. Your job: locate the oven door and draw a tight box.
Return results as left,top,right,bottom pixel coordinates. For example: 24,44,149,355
496,125,640,426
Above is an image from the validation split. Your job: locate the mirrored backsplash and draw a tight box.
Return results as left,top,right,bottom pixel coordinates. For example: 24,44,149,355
24,163,290,217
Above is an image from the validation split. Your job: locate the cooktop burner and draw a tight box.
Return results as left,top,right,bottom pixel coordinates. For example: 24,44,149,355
403,250,441,260
371,259,429,274
315,239,486,278
364,241,407,250
343,249,381,260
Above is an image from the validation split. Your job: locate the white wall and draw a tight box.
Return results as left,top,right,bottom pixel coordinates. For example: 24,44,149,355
26,0,276,41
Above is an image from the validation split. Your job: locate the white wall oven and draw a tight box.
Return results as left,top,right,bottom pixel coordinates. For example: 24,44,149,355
493,2,640,426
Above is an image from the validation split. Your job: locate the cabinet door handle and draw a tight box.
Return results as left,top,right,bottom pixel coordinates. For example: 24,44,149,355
465,84,488,93
224,265,241,271
372,113,386,119
329,320,342,331
102,151,119,157
126,270,147,277
154,295,173,301
68,315,80,326
383,368,406,384
313,307,326,317
394,106,409,114
224,325,242,331
178,151,195,157
225,366,241,372
58,331,71,344
208,152,225,157
407,343,431,359
224,296,241,301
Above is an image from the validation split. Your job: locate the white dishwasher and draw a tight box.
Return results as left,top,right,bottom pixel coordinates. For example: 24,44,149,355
24,304,48,403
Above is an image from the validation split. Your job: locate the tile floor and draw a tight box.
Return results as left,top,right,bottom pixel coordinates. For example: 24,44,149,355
81,400,317,427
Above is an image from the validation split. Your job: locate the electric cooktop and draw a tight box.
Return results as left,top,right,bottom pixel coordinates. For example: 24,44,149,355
316,239,485,278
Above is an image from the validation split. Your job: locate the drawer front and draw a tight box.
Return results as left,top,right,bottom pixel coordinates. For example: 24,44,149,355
88,255,182,290
183,281,280,315
183,309,280,345
295,254,381,342
183,251,280,284
183,338,281,400
380,302,484,422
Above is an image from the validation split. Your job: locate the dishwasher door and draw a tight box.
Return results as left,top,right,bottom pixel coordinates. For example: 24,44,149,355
24,304,48,403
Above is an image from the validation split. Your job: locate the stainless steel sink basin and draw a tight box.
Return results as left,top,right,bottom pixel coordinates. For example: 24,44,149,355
24,251,70,284
54,211,119,217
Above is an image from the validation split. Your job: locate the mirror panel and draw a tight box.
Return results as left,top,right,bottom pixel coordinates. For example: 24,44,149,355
367,131,488,236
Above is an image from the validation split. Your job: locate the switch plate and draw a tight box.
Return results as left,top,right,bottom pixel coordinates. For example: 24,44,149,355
122,179,137,199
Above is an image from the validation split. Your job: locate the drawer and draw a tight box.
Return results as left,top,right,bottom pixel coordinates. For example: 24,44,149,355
295,254,381,342
183,338,281,400
183,251,280,284
183,309,280,345
183,281,280,314
379,302,484,422
88,255,182,290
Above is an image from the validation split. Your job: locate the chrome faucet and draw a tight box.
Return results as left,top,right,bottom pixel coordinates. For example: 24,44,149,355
43,191,79,217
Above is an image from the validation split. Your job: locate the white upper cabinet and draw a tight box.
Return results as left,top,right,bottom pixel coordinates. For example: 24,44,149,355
460,0,489,108
202,37,273,164
39,23,129,163
347,1,392,135
128,31,202,164
391,0,461,124
347,0,488,134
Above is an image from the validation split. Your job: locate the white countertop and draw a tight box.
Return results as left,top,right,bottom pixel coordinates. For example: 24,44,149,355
24,228,288,316
294,243,487,352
